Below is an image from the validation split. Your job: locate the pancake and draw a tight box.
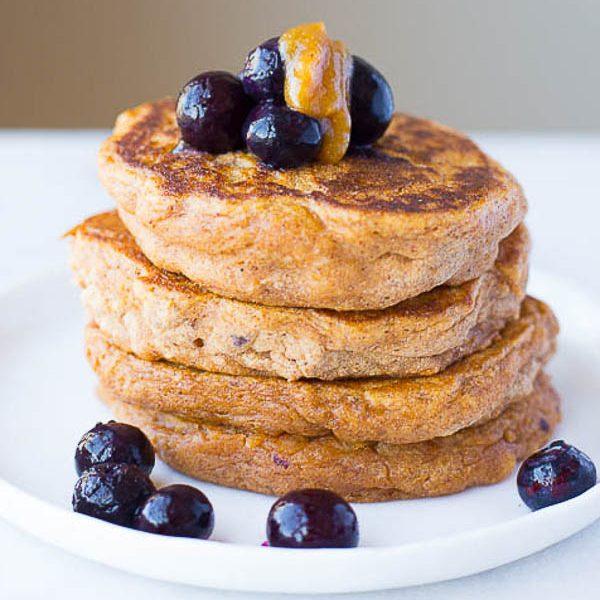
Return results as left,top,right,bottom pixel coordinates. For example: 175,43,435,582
104,373,560,502
69,212,529,381
99,99,526,310
85,297,558,445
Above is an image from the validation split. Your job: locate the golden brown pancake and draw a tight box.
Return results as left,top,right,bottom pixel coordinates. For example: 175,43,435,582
105,373,560,502
99,99,526,309
69,212,529,380
85,297,558,445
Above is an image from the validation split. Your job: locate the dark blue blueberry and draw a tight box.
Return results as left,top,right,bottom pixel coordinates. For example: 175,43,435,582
75,421,155,476
245,103,322,169
517,440,597,511
350,56,394,146
176,71,252,153
133,484,214,539
241,37,284,102
267,488,359,548
72,463,155,526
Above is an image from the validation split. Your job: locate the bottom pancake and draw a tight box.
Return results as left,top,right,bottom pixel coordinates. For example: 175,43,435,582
103,373,560,502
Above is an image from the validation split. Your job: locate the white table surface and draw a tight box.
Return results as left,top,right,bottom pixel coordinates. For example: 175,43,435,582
0,131,599,599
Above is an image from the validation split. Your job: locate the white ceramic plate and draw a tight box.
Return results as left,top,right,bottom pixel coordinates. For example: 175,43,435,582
0,269,598,594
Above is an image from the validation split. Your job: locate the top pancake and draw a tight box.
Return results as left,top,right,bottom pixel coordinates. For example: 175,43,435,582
99,99,527,309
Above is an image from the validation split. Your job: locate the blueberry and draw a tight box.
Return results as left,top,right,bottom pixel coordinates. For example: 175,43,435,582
241,37,284,102
133,484,214,539
266,488,359,548
350,56,394,146
75,421,155,476
245,104,322,169
72,463,155,527
176,71,252,153
517,440,597,511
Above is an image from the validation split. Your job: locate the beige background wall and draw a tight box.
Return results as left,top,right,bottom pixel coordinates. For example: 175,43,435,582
1,0,598,129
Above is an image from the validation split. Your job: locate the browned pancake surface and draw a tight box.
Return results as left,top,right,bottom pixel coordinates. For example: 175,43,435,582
112,99,510,214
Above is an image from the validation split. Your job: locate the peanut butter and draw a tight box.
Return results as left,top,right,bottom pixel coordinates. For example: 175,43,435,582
279,22,352,164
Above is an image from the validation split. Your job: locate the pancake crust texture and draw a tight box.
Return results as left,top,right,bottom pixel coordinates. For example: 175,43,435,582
99,99,527,309
69,212,529,380
105,373,560,502
85,297,558,445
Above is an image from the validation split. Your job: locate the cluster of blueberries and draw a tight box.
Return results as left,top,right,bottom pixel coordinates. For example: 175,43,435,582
71,421,596,545
175,37,394,168
72,421,214,539
72,421,359,547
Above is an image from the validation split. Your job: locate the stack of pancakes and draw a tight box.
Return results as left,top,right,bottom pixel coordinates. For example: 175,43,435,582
69,99,560,502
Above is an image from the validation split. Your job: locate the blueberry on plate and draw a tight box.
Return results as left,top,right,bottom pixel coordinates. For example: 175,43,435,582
72,463,155,527
241,37,285,102
74,421,155,476
176,71,252,153
517,440,597,511
266,488,359,548
350,55,394,146
133,484,215,539
245,103,322,169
